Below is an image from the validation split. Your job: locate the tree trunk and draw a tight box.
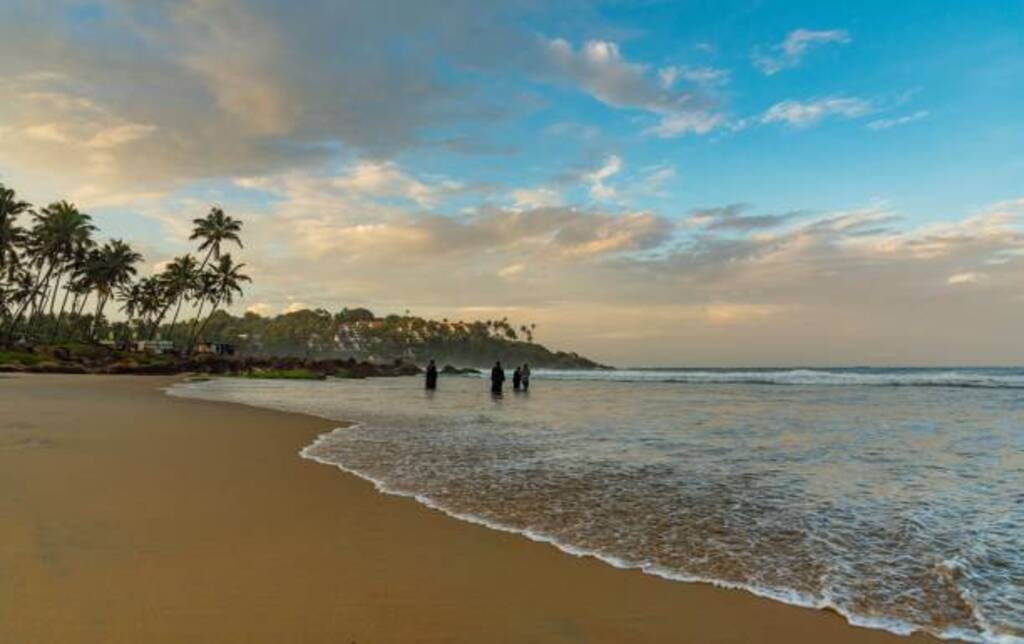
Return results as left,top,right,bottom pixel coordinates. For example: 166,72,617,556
166,296,186,347
187,297,208,349
191,298,221,353
4,263,55,342
90,293,108,341
50,281,74,342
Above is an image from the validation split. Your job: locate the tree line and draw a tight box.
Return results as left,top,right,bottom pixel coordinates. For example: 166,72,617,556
0,182,249,350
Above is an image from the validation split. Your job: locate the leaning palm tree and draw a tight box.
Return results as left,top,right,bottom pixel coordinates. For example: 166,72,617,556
0,183,30,277
84,239,143,340
147,254,200,341
189,207,242,271
188,254,250,351
5,201,95,342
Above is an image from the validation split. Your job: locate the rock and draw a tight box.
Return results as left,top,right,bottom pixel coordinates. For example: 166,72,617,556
441,365,480,375
52,346,72,361
29,362,88,374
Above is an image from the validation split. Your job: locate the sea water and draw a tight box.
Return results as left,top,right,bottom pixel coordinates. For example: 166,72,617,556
169,368,1024,642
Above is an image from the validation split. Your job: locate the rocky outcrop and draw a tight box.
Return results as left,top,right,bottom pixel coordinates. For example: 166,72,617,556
1,346,424,379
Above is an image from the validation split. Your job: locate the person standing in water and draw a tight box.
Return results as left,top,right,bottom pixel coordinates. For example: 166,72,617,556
490,361,505,395
512,365,522,390
425,359,438,390
521,363,531,391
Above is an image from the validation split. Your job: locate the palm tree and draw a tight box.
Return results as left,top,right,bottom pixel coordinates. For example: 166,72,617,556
0,183,30,277
147,255,199,341
189,254,250,351
189,207,242,271
5,201,95,342
85,239,142,340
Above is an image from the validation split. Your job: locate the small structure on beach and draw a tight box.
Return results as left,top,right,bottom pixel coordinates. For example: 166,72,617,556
194,342,236,356
135,340,176,354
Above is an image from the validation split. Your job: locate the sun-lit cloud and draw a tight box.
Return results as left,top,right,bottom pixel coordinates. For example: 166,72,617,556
1,1,1022,366
544,38,723,137
947,272,985,285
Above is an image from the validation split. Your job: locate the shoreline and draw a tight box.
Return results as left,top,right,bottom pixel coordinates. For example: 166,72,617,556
2,374,943,643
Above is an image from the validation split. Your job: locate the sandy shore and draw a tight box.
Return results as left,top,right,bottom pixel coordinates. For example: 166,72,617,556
0,374,939,643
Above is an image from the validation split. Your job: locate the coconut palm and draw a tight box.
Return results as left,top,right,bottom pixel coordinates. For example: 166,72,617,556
189,254,250,350
0,183,30,277
84,239,142,340
147,254,200,341
189,207,242,271
5,201,95,342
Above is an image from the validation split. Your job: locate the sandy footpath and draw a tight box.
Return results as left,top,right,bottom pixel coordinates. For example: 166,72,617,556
0,374,940,643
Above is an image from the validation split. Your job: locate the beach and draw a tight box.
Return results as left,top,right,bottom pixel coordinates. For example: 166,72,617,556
0,374,941,643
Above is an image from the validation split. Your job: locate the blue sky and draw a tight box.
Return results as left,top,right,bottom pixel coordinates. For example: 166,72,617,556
1,1,1023,365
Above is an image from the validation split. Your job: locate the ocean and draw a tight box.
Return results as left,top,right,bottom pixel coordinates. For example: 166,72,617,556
169,367,1024,642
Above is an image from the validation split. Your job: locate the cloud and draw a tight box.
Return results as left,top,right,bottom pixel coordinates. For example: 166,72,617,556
544,38,723,137
0,2,556,197
867,110,930,130
510,187,564,210
246,302,275,316
754,29,851,75
761,97,872,127
584,154,623,200
947,272,985,285
658,65,730,89
329,161,462,209
689,204,801,231
134,160,1024,365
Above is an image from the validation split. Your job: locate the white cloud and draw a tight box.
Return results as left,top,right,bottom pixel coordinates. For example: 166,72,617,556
23,123,70,143
761,97,872,127
87,123,157,149
331,161,460,209
510,187,563,210
544,39,722,137
947,272,985,285
584,155,622,200
658,65,730,89
867,110,930,130
246,302,275,316
498,263,525,279
753,29,851,75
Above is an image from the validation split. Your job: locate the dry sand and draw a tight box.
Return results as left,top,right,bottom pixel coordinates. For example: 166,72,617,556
0,374,940,643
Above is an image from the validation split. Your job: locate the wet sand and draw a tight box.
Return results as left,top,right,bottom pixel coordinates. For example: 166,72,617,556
0,374,940,643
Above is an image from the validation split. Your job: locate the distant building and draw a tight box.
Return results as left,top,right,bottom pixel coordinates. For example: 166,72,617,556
135,340,175,354
194,342,235,356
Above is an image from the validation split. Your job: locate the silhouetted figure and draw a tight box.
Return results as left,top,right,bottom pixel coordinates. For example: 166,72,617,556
512,366,522,390
521,363,531,391
425,359,438,390
491,361,506,395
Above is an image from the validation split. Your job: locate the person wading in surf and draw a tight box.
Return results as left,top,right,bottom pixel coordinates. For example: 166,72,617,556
491,361,506,395
425,359,438,390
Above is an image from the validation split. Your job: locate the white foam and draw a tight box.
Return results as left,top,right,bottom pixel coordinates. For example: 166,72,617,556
532,368,1024,389
298,425,1017,644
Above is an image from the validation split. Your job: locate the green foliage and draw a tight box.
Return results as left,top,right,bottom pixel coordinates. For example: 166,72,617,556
0,349,41,365
0,180,249,353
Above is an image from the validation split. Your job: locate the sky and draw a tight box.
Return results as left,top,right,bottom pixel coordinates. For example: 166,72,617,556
1,0,1023,367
